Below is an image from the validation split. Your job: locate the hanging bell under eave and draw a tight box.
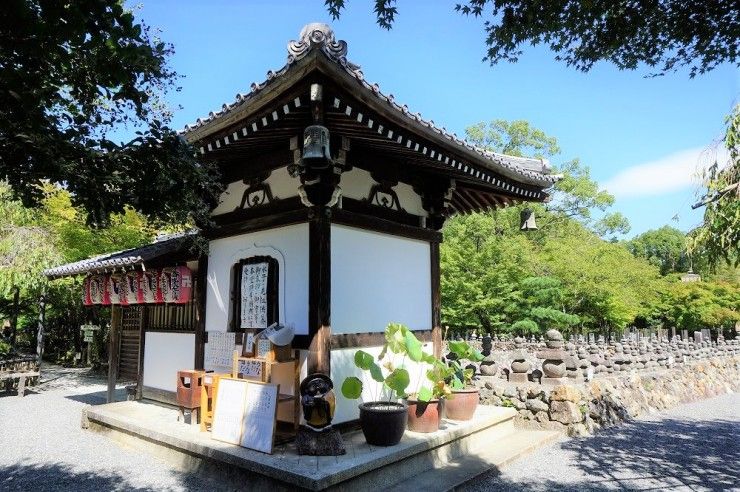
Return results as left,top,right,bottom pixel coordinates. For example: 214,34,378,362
302,124,331,169
520,208,538,231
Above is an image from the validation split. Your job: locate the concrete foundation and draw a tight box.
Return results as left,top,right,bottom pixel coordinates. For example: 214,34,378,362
83,400,558,490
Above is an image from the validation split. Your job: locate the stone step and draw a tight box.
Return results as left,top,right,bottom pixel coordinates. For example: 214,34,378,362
384,428,561,492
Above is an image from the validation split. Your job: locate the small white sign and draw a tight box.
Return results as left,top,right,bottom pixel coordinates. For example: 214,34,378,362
240,382,279,454
237,359,263,380
211,378,249,445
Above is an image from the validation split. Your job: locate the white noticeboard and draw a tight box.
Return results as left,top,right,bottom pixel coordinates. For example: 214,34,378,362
240,262,269,329
240,382,280,454
211,378,249,445
205,332,236,370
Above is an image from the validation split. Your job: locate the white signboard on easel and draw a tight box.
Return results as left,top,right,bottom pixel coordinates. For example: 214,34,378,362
240,382,280,454
211,378,249,445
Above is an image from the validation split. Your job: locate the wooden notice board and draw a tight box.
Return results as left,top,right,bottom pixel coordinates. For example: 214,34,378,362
240,381,280,454
210,377,280,454
233,255,279,331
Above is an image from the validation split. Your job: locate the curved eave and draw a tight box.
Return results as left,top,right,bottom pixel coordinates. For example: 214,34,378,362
181,50,559,190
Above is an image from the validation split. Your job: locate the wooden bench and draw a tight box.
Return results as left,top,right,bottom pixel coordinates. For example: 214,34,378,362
1,371,41,397
0,356,40,397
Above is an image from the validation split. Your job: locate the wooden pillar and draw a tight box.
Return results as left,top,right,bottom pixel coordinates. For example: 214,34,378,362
430,241,442,358
194,255,208,370
107,305,122,403
36,290,46,366
136,305,147,400
10,286,19,349
307,207,331,375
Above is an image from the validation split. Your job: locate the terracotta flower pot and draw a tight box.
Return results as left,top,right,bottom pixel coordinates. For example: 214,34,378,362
444,388,479,421
358,401,408,446
405,398,443,433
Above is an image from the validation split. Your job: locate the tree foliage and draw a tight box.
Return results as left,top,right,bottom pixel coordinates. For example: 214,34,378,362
464,119,629,238
0,181,154,359
651,281,740,334
689,105,740,267
0,0,222,227
326,0,739,77
626,226,690,276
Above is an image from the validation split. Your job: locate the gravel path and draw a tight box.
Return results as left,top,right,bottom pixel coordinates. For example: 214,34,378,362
0,364,219,491
2,366,738,491
462,392,740,492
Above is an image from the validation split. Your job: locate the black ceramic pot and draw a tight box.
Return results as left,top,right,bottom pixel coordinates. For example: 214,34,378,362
358,401,408,446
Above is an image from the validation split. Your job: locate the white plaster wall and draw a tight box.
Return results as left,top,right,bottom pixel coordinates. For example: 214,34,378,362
212,167,299,216
331,224,432,334
339,168,427,216
143,332,195,392
331,342,433,424
206,223,309,335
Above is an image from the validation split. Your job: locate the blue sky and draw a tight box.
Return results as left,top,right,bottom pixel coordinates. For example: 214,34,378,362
133,0,739,237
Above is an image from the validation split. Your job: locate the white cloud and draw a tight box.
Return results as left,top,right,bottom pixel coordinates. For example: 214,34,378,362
602,145,729,198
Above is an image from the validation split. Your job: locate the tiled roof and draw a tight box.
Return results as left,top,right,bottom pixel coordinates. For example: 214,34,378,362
43,232,197,279
180,23,560,188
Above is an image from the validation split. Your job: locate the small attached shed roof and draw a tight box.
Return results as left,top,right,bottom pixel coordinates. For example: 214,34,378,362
43,232,198,280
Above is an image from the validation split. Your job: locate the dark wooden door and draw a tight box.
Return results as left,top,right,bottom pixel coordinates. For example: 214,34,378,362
118,306,142,381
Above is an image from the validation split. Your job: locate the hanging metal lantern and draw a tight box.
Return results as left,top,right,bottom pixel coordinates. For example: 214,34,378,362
302,125,331,168
520,208,538,231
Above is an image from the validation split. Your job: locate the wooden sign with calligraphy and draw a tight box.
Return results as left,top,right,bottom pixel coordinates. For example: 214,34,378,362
240,381,280,454
233,256,279,331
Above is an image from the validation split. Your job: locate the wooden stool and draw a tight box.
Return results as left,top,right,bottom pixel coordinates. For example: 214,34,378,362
176,370,204,427
200,373,228,432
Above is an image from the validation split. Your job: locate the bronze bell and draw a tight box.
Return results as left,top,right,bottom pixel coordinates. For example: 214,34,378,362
520,208,538,231
302,125,331,169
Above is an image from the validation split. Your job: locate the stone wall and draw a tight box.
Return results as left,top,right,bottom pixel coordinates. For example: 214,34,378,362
476,355,740,436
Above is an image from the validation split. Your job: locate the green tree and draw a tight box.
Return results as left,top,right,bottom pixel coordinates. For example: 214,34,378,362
464,120,630,238
441,211,537,332
539,222,664,334
0,181,153,357
508,276,580,335
689,105,740,267
0,0,222,227
627,226,690,275
652,281,740,335
326,0,739,77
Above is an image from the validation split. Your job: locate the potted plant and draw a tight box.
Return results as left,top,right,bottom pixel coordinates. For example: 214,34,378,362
380,323,455,433
404,357,454,433
443,340,484,421
341,347,411,446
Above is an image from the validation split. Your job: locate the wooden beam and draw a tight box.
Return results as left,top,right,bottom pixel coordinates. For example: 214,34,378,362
332,208,442,242
107,305,122,403
307,208,332,376
331,330,433,349
206,207,311,240
10,286,19,349
136,306,147,400
340,197,421,227
36,291,46,368
194,255,208,370
212,196,304,227
430,242,442,358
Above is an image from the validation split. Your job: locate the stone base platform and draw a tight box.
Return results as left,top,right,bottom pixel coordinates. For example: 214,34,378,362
83,400,558,491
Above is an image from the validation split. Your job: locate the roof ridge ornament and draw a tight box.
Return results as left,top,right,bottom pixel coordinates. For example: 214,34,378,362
287,23,362,77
